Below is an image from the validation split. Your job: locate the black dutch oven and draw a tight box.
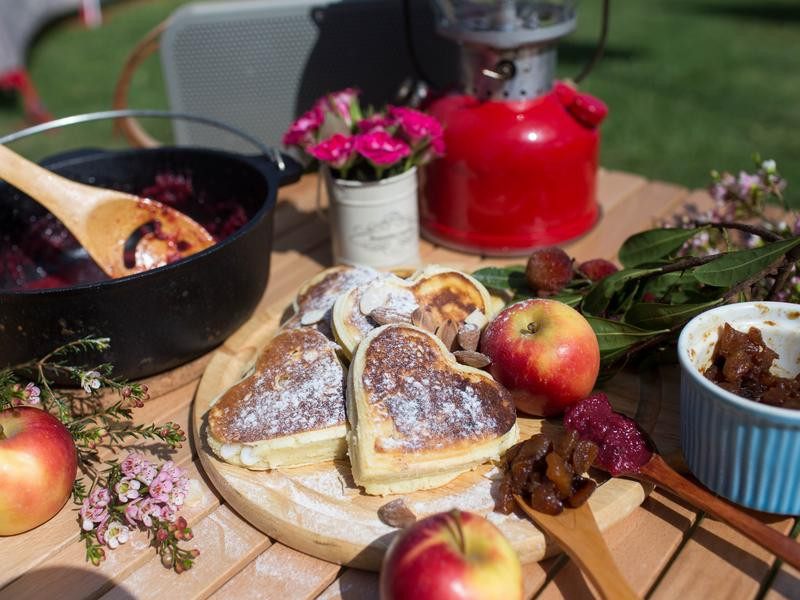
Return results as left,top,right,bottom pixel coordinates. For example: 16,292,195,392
0,111,300,380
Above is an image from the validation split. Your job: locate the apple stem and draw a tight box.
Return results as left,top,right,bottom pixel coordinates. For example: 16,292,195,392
451,510,467,555
524,322,538,334
0,424,4,441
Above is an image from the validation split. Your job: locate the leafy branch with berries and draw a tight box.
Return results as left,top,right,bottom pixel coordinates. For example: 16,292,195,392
0,337,199,572
473,157,799,378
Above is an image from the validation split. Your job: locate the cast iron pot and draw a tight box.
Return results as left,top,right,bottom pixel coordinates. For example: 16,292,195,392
0,111,300,380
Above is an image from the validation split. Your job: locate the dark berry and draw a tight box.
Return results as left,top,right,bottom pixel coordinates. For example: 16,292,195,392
578,259,618,282
525,247,573,293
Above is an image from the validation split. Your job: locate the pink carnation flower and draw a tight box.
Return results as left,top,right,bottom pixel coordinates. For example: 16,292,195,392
282,105,325,148
357,114,396,133
389,106,443,145
308,134,356,169
354,131,411,166
316,87,360,127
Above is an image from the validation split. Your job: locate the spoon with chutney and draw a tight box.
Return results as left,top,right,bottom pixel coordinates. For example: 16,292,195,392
0,144,214,278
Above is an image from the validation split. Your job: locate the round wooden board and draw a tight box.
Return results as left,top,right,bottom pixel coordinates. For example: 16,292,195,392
192,292,649,572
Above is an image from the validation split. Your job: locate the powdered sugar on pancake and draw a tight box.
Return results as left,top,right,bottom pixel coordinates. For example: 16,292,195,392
360,325,516,452
298,266,381,314
208,329,346,443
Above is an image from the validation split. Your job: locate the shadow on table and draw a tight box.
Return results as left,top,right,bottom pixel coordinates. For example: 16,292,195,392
9,566,137,599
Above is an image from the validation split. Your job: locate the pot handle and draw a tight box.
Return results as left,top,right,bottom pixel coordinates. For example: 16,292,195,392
0,109,287,171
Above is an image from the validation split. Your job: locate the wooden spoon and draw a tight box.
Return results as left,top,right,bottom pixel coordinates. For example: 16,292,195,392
0,144,214,278
632,454,800,571
514,494,640,600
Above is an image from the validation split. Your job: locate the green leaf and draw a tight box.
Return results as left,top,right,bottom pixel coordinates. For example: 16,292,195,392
549,292,583,308
586,317,668,366
618,227,707,267
640,270,696,298
625,298,724,330
581,268,661,316
471,266,525,291
693,237,800,287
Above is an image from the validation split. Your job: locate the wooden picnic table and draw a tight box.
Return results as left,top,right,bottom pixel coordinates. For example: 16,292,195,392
1,170,798,600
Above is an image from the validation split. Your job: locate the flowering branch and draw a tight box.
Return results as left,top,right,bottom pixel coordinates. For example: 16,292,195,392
0,337,194,572
79,454,198,572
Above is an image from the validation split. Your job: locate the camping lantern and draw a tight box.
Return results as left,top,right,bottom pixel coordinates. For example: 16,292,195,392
421,0,608,255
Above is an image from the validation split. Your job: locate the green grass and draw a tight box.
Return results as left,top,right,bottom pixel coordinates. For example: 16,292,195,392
1,0,798,190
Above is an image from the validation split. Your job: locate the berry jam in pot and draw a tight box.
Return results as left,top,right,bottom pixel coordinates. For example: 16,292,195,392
0,171,250,291
563,392,653,476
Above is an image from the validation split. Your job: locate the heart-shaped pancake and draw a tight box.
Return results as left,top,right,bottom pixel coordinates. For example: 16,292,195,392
347,323,518,495
207,327,347,470
332,265,493,358
282,265,381,339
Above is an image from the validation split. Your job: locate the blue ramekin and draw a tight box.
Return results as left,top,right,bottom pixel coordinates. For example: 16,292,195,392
677,301,800,515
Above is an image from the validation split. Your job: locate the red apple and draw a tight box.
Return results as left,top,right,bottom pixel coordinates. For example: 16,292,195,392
481,298,600,417
379,510,522,600
0,407,78,535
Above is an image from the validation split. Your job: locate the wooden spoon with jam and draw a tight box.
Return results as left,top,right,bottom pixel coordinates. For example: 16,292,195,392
564,392,800,572
0,144,214,278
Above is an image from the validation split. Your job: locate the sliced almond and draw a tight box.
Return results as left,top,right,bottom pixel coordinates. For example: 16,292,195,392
378,498,417,528
299,308,326,326
453,350,492,368
370,307,413,326
411,305,437,332
457,322,480,352
464,308,488,329
359,284,390,316
435,318,458,351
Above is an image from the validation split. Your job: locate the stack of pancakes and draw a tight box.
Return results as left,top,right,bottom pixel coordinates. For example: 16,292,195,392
206,264,518,495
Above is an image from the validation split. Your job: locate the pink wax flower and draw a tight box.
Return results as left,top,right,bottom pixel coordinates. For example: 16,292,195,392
282,105,325,148
23,382,40,404
354,130,411,166
389,106,443,145
308,134,356,169
121,452,145,477
316,87,361,127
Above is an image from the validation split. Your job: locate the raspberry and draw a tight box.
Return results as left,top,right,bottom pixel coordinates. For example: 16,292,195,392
578,259,618,282
525,247,574,293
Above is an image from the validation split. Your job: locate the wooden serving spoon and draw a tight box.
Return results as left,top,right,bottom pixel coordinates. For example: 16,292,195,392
0,144,214,278
630,454,800,571
514,494,640,600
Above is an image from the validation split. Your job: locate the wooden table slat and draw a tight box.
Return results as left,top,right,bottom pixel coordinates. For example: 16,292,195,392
765,563,800,600
316,568,379,600
535,490,698,599
99,505,270,600
650,514,795,600
0,460,221,600
209,543,341,600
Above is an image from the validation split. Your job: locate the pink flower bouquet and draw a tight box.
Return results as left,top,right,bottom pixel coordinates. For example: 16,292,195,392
282,88,444,181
